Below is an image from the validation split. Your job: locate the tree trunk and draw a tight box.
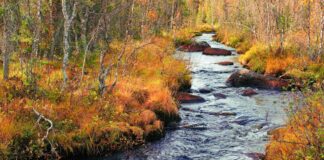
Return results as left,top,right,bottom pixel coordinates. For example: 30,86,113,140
32,0,42,57
318,1,324,59
170,0,175,31
2,0,14,80
211,0,215,27
280,29,284,53
307,0,311,53
223,0,229,21
61,0,77,90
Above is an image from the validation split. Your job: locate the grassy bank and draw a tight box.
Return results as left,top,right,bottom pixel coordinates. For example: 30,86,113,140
214,26,324,86
213,24,324,159
0,36,191,159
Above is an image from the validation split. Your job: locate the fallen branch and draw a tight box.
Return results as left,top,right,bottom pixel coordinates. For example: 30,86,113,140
33,108,53,141
33,108,59,158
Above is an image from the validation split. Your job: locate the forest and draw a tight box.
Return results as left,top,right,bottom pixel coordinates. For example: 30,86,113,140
0,0,323,159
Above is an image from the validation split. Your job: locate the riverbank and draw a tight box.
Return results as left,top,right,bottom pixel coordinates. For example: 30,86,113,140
213,26,324,88
0,36,191,159
213,25,324,160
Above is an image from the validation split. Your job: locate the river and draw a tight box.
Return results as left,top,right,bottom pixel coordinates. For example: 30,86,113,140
100,33,290,160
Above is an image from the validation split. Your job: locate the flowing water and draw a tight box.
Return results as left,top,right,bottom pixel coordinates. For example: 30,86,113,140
102,34,290,160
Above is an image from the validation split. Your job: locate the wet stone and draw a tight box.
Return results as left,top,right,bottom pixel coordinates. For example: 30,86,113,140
213,93,227,99
198,88,213,94
245,153,265,160
242,89,258,96
177,92,206,103
217,61,234,66
233,116,260,126
203,47,232,56
175,156,193,160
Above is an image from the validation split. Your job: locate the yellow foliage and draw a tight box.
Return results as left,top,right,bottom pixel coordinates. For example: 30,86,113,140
266,91,324,160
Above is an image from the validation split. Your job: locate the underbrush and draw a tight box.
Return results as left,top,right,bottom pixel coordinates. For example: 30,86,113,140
0,36,190,159
266,91,324,160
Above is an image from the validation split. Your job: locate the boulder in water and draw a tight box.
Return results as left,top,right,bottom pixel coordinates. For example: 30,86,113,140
213,93,227,99
226,69,289,90
176,92,206,103
217,61,234,66
208,112,237,116
178,41,210,52
203,47,232,56
198,88,213,94
245,153,265,160
242,89,258,96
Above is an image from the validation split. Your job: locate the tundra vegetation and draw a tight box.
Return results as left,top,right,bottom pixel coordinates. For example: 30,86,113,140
0,0,323,159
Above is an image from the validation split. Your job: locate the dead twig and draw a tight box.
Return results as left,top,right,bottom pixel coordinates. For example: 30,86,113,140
33,108,59,158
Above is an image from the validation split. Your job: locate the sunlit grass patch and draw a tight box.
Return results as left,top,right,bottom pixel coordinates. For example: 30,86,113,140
239,43,270,73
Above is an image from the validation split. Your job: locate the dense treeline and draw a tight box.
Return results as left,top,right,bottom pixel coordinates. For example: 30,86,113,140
0,0,197,88
198,0,324,57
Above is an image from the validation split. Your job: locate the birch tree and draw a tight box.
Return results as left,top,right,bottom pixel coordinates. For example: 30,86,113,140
61,0,77,90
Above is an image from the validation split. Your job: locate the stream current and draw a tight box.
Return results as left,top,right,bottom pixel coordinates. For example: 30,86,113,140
102,33,290,160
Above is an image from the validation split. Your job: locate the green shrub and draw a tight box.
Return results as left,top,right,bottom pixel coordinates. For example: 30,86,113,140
227,36,243,48
239,43,270,73
307,64,324,80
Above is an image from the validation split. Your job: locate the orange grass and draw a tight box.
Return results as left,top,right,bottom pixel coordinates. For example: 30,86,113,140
0,35,189,158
